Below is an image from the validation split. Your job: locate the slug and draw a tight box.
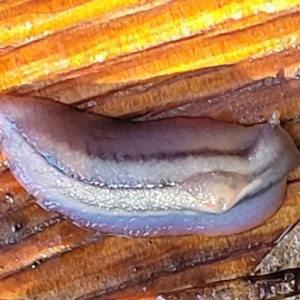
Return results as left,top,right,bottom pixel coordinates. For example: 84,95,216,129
0,94,299,237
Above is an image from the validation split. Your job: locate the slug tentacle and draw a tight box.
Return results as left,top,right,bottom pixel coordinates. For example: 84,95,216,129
0,95,299,237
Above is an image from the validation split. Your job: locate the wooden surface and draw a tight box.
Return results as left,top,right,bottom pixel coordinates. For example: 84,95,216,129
1,0,300,299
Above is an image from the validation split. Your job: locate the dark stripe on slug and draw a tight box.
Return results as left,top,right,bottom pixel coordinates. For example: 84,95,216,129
72,135,253,163
96,146,253,163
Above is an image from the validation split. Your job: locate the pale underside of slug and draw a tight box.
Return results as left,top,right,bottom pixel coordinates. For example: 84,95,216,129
0,95,299,237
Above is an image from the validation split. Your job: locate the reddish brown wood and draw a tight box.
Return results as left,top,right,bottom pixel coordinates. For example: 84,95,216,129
1,0,300,299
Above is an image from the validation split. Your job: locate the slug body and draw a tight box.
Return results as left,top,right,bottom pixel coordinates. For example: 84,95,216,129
0,95,299,237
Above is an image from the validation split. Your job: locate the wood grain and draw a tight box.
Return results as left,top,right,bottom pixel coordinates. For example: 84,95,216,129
1,0,300,299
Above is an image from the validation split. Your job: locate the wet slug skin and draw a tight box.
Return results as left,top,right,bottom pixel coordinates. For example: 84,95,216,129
0,95,299,237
